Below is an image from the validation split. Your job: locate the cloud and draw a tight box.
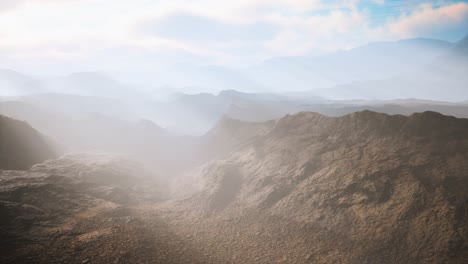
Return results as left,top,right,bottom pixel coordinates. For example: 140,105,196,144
387,2,468,38
260,9,368,55
141,12,278,42
0,0,22,12
0,0,467,75
0,0,78,12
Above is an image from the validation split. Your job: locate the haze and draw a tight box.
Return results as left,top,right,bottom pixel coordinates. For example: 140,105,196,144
0,0,467,89
1,1,468,263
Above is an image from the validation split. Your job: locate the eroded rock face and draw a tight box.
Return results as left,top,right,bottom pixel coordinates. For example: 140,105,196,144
0,115,57,170
181,111,468,263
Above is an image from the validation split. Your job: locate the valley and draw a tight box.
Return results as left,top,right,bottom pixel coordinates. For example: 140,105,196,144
1,3,468,262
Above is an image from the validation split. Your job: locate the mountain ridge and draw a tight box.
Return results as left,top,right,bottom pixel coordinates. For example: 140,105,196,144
174,109,468,263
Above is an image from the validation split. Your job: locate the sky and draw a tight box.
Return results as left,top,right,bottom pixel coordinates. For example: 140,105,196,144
0,0,467,76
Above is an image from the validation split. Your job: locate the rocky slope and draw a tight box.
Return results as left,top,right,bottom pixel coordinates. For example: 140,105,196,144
0,115,57,170
177,110,468,263
1,110,468,263
0,153,167,263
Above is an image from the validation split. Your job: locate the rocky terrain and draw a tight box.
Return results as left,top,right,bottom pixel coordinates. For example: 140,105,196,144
0,153,168,263
1,111,468,263
173,110,468,263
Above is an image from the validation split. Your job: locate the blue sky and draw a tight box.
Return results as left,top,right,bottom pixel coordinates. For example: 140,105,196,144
357,0,468,40
0,0,466,75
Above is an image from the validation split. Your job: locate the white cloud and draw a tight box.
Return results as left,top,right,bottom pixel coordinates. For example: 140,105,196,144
0,0,466,75
262,9,369,56
387,2,468,38
141,12,278,42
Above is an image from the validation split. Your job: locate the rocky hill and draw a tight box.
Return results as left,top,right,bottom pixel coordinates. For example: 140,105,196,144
1,110,468,263
0,115,57,170
176,110,468,263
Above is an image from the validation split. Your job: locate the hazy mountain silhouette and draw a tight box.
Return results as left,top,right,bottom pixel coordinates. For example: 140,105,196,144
45,72,145,99
20,93,137,120
0,115,57,170
0,37,456,98
312,35,468,101
450,34,468,57
50,37,466,103
245,38,453,92
150,64,263,93
5,89,468,137
150,90,307,134
225,99,468,122
0,69,44,96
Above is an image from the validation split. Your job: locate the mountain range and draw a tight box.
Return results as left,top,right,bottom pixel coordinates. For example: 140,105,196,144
1,36,466,101
1,109,467,263
312,35,468,101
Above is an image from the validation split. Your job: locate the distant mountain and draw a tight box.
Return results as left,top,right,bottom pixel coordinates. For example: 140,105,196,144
0,101,69,142
151,92,230,134
151,90,322,134
430,34,468,72
139,88,468,134
312,35,468,101
0,70,151,102
0,101,188,173
45,72,144,99
218,89,310,102
138,64,263,94
451,35,468,57
20,93,137,120
225,99,468,122
0,115,57,170
0,69,43,96
102,38,456,94
0,37,459,99
4,88,468,137
244,38,453,92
